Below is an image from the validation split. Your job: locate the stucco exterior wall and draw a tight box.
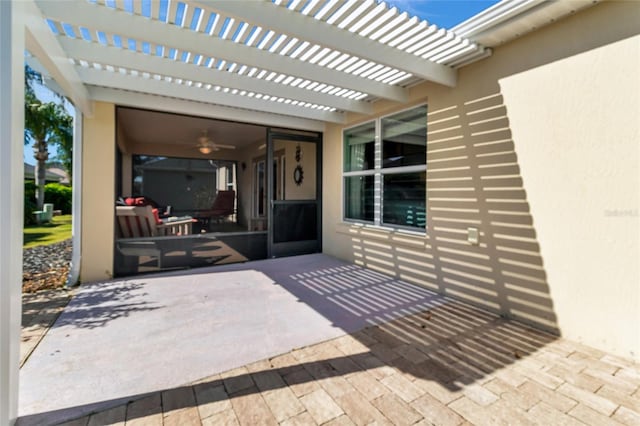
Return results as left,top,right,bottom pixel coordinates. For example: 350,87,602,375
323,1,639,359
81,102,116,282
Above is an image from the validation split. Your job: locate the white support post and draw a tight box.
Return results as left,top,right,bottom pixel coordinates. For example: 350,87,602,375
0,2,25,425
67,111,83,286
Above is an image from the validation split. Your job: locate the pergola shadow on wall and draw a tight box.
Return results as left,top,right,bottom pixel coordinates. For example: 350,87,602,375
341,91,559,335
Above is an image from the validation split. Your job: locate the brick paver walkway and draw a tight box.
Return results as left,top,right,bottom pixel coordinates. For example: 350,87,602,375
51,297,639,426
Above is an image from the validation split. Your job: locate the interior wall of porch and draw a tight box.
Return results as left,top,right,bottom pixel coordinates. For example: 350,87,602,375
323,0,639,360
80,101,116,283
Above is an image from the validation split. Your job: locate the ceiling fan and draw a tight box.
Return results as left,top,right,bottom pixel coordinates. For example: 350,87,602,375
197,130,235,154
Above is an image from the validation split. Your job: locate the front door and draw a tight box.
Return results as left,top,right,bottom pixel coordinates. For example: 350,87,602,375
267,130,322,258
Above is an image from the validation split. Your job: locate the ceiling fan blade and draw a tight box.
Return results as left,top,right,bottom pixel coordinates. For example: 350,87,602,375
213,143,236,150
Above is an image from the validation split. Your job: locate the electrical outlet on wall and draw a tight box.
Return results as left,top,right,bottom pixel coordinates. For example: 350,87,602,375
468,227,479,245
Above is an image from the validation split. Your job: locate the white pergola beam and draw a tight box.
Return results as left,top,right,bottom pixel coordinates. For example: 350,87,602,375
36,0,408,103
0,2,24,425
78,67,345,123
23,0,93,116
88,87,325,132
194,0,457,87
59,37,373,115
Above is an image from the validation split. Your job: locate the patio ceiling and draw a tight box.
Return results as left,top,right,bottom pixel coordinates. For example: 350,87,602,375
24,0,490,127
24,0,599,129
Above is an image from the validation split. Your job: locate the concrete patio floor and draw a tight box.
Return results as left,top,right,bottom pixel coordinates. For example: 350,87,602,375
18,254,640,426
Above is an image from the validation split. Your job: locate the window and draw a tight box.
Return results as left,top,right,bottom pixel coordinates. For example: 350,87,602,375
343,121,375,222
343,105,427,230
132,156,237,215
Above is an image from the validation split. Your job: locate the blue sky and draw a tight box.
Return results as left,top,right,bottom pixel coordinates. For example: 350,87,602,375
384,0,501,28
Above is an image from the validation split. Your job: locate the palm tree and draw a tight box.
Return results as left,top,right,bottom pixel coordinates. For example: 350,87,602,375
24,67,73,210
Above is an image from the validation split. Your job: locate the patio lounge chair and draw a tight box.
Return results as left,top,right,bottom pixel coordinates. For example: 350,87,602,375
115,205,195,268
116,205,194,237
199,190,236,229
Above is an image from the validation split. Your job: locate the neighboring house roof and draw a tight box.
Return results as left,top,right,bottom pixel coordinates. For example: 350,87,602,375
24,163,69,184
25,0,600,129
46,167,70,185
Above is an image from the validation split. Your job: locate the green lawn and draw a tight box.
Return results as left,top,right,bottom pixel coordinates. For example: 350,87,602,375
24,215,72,248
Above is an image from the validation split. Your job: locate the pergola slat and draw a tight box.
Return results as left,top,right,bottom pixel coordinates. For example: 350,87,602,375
182,3,198,30
335,0,377,29
370,11,408,41
166,0,180,25
151,0,162,21
347,2,386,34
414,32,455,56
133,0,142,16
115,0,127,13
315,0,343,21
302,0,325,16
391,21,432,49
359,7,398,38
326,0,360,26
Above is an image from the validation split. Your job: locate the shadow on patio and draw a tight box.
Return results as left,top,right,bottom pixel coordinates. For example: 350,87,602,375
18,254,567,425
52,280,162,329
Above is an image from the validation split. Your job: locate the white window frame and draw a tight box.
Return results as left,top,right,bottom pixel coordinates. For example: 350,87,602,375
342,104,427,232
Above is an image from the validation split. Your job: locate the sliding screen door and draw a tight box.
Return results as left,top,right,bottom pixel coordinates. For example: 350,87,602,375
267,130,322,258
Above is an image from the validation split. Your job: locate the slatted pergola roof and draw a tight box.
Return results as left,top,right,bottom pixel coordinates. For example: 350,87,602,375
24,0,600,128
23,0,492,127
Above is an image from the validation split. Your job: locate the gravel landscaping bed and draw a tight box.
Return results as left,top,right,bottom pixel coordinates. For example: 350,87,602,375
23,239,72,293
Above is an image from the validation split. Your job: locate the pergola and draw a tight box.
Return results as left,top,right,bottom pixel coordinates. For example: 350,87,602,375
0,0,600,423
25,0,489,127
21,0,595,126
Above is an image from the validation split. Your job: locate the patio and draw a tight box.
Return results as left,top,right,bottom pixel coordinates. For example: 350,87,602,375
2,1,639,425
18,255,640,425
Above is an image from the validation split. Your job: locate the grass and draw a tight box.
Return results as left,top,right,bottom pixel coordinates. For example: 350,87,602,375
24,214,72,249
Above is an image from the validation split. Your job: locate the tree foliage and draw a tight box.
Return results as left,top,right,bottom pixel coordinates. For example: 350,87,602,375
49,109,73,177
45,183,72,214
25,65,40,97
24,65,73,209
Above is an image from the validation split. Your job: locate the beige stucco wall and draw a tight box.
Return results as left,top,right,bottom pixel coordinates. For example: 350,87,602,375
323,1,639,359
81,101,116,282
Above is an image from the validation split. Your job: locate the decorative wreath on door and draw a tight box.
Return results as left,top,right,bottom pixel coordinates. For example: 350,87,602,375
293,165,304,186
